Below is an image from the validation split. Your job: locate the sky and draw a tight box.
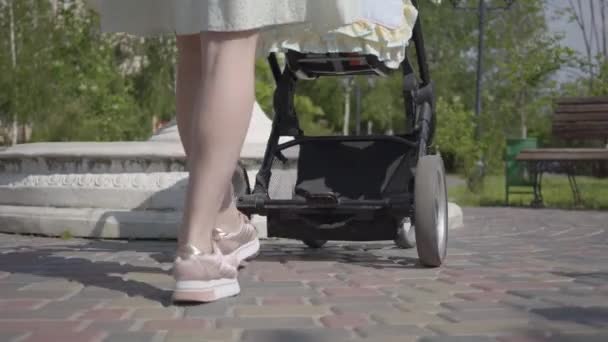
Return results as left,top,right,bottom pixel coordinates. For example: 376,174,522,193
546,0,585,53
545,0,604,81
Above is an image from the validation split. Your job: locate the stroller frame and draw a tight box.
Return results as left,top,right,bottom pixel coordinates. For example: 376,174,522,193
238,0,448,267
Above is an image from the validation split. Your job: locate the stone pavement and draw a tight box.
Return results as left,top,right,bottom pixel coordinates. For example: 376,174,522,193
0,208,607,342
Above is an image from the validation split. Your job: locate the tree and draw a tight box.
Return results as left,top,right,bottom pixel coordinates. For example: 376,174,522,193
255,59,332,135
559,0,608,92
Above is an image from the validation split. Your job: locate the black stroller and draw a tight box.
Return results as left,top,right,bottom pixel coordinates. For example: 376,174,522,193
237,2,448,267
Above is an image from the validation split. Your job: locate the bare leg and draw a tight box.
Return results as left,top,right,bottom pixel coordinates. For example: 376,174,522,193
178,30,258,254
175,34,244,239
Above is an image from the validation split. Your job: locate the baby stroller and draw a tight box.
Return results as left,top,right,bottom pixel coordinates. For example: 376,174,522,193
237,2,448,267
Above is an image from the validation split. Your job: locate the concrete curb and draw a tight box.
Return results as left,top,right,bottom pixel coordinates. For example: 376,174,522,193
0,202,464,239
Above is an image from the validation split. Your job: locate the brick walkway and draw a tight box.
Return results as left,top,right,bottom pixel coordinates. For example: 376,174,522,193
0,208,607,342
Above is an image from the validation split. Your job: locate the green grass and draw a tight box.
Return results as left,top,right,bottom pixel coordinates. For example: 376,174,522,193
60,230,73,240
448,174,608,210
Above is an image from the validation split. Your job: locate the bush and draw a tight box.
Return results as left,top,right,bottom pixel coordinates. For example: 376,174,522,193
434,96,481,177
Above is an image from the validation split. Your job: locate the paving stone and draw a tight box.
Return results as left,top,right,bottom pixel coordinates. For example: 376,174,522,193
104,332,158,342
393,287,456,303
320,313,369,328
549,333,608,342
22,330,106,342
240,328,353,342
164,330,237,342
309,296,394,305
183,298,252,318
0,299,45,311
260,297,306,305
77,287,128,300
455,292,509,302
0,289,75,300
79,308,131,321
496,334,557,342
19,280,84,292
427,321,536,336
0,307,79,319
238,280,305,289
323,287,381,297
499,297,561,311
123,272,173,284
529,306,608,328
355,324,431,338
241,287,317,297
529,319,604,334
0,208,606,340
106,296,163,308
258,272,331,282
372,312,448,325
417,282,480,294
395,300,445,313
0,320,82,332
142,319,210,331
330,302,401,315
0,332,27,342
217,317,317,330
418,336,498,342
438,309,532,323
234,305,330,317
132,308,180,319
441,301,506,311
40,299,103,312
85,320,135,333
541,294,608,308
2,274,53,283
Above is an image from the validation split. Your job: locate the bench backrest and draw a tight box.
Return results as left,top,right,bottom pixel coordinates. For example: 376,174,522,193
553,97,608,140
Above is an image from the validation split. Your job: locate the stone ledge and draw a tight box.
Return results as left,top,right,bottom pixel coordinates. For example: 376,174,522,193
0,205,180,239
0,142,186,159
0,141,291,162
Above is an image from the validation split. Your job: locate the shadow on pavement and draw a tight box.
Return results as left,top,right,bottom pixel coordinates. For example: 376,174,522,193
0,238,422,306
531,307,608,328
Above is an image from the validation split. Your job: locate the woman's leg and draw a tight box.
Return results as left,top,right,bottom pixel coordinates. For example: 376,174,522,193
175,34,246,242
178,30,259,254
175,34,200,157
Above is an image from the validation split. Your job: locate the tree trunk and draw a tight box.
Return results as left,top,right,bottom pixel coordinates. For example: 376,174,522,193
569,0,595,92
343,88,351,136
602,0,607,61
9,0,18,145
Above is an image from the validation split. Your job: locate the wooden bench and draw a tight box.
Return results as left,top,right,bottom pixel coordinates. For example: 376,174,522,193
516,97,608,206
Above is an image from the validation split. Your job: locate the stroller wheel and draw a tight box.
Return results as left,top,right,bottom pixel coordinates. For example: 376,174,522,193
414,155,448,267
394,218,416,249
302,240,327,249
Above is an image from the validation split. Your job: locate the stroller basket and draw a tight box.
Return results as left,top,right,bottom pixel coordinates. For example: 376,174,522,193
293,137,415,202
238,135,418,241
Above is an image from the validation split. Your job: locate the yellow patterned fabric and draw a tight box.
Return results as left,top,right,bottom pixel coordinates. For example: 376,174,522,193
259,0,441,68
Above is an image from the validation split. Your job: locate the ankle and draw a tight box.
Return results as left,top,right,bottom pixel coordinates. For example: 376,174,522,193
215,208,243,234
178,235,215,255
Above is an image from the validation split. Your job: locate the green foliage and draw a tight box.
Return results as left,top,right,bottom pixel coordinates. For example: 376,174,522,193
0,1,167,143
435,96,480,175
130,37,177,123
60,230,73,240
255,59,333,135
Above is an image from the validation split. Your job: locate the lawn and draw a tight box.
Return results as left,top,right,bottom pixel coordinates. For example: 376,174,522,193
448,174,608,210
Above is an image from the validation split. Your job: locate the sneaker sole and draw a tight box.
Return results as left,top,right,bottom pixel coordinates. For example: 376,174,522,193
233,238,261,265
173,278,240,303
